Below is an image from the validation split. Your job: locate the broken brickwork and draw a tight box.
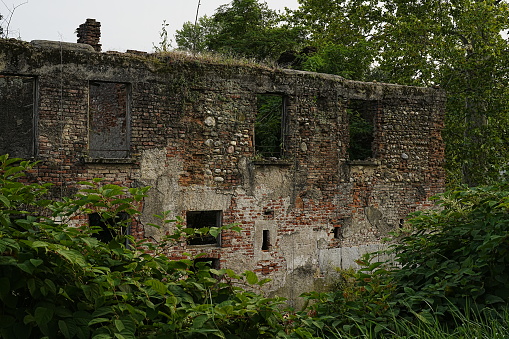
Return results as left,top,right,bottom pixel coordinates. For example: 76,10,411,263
76,18,101,52
0,37,445,305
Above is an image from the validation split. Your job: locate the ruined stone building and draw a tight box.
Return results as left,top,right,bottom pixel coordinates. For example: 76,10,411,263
0,20,445,303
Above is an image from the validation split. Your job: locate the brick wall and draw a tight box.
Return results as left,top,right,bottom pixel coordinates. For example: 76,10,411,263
76,19,101,52
0,38,445,305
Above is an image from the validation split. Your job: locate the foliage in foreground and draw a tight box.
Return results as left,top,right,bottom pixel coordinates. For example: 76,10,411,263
3,154,509,338
296,183,509,338
0,155,286,338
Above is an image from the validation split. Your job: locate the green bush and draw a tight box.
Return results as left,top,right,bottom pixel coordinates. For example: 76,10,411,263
0,155,287,338
392,184,509,316
294,183,509,337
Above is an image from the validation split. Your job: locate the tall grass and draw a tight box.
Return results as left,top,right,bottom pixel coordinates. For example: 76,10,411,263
348,306,509,339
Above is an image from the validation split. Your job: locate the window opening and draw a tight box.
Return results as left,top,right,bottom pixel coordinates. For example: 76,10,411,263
263,209,274,219
186,210,222,246
89,81,130,158
333,227,342,239
261,230,271,251
193,257,220,270
89,212,129,243
255,94,286,158
0,75,36,158
348,99,377,160
399,219,405,229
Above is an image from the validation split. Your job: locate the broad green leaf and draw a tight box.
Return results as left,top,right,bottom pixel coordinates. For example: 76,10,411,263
57,249,87,267
485,294,504,304
35,306,54,326
145,279,167,295
245,271,258,285
92,334,112,339
58,320,71,338
114,319,125,332
88,318,110,326
192,314,209,329
92,307,114,318
0,194,10,208
29,258,43,267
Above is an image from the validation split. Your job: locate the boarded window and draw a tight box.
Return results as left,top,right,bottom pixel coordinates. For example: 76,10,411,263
0,75,36,158
89,81,130,158
89,212,129,243
348,99,378,160
186,210,222,246
255,94,286,158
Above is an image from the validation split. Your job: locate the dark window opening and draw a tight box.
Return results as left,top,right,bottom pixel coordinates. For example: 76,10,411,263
348,99,377,160
263,209,274,219
89,81,130,159
399,219,405,229
193,257,220,270
0,75,36,158
261,230,271,251
89,212,129,243
255,94,286,158
333,227,342,239
186,210,222,246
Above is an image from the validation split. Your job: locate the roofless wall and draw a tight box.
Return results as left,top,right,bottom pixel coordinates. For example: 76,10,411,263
0,37,445,305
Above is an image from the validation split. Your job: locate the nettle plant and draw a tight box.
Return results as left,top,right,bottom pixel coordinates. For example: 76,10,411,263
0,155,287,339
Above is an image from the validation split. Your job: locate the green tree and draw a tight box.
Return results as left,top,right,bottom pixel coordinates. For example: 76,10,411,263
175,0,303,60
174,15,218,53
288,0,509,186
288,0,382,79
378,0,509,186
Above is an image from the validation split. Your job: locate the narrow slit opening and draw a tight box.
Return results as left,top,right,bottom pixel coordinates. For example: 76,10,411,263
262,230,270,251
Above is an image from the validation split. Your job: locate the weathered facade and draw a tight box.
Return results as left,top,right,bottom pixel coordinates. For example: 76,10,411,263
0,29,445,304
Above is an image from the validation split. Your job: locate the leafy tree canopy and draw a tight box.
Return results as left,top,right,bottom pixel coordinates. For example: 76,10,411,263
173,0,509,186
175,0,304,60
293,0,509,186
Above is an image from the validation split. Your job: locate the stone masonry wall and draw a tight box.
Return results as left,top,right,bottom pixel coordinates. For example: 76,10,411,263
0,38,445,305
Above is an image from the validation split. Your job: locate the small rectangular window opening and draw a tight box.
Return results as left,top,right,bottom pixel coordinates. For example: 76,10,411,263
186,210,222,246
255,94,286,159
0,75,36,158
399,219,405,229
89,212,129,243
333,227,342,239
348,99,377,160
261,230,270,251
89,81,130,159
193,257,220,270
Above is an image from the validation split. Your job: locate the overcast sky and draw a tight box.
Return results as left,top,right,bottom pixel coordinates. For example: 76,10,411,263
1,0,300,52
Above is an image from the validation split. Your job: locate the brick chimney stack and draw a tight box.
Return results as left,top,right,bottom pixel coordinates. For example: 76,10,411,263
76,19,101,52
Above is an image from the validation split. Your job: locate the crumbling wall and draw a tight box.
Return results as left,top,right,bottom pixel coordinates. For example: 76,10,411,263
0,38,445,305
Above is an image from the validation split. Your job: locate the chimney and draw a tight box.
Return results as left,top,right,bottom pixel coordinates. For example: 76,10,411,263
76,19,102,52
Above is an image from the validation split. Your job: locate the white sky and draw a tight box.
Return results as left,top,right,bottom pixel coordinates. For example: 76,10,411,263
1,0,300,52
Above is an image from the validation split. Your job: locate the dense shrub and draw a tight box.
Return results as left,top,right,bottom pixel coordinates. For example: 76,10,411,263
392,184,509,314
0,155,287,338
295,184,509,337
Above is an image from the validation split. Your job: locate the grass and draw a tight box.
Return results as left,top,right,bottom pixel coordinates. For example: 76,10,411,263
361,307,509,339
305,306,509,339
